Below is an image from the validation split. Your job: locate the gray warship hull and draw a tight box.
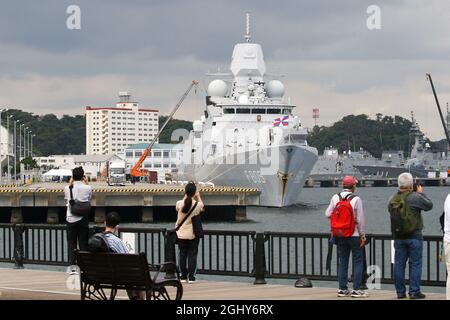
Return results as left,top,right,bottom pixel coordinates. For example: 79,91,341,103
181,144,318,207
354,165,429,178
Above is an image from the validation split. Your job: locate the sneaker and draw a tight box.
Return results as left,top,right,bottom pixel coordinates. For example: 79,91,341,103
67,265,79,275
409,292,426,299
180,278,188,283
397,293,407,299
337,289,350,297
188,278,197,284
351,290,369,298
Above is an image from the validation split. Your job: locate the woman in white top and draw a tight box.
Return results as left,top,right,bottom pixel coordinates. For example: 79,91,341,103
175,182,204,283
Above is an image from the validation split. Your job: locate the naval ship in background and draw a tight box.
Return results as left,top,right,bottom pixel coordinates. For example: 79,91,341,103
309,147,405,180
179,15,318,207
355,113,450,178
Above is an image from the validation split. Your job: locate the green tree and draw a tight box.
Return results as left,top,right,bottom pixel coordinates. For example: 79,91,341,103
2,110,194,155
20,156,38,169
308,114,413,158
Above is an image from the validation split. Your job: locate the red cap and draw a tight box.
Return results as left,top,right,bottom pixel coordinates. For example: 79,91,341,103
342,176,358,186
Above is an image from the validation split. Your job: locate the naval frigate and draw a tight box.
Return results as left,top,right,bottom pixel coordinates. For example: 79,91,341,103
178,15,318,207
355,113,450,178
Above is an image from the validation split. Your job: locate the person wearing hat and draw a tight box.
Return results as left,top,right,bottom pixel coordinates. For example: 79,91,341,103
325,175,367,298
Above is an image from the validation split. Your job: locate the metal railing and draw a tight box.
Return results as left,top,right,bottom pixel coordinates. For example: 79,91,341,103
366,234,445,286
0,223,13,263
198,230,255,276
265,232,336,281
1,223,446,286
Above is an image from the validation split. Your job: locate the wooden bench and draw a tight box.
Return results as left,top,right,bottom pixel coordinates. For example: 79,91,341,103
75,250,183,300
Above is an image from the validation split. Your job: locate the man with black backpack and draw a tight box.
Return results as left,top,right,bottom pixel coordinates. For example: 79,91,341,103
91,211,129,254
64,166,92,274
325,176,367,298
88,211,144,299
388,172,433,299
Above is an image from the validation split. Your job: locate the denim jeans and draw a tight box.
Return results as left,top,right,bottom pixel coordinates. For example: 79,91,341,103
394,239,423,295
336,237,363,291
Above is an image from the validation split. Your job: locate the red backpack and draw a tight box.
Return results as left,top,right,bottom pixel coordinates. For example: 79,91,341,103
330,193,356,237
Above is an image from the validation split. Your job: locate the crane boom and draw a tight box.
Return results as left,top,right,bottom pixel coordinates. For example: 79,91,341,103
426,73,450,149
131,80,199,177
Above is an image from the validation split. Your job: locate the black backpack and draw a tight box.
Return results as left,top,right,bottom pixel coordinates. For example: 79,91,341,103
88,232,112,252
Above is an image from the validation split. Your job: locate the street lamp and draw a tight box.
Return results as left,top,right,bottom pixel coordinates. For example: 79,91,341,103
14,120,19,184
24,127,28,161
31,134,35,158
0,108,7,184
6,114,12,183
19,124,24,163
28,131,31,158
23,128,27,171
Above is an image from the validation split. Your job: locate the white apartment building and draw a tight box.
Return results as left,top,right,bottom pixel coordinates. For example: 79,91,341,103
123,143,183,182
86,92,159,155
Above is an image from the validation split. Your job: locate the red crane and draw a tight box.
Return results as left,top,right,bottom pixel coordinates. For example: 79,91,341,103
131,80,199,178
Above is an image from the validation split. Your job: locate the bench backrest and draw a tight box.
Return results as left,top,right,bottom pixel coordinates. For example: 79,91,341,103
76,251,152,289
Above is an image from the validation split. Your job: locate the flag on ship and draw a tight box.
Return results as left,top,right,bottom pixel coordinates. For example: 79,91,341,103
273,115,289,127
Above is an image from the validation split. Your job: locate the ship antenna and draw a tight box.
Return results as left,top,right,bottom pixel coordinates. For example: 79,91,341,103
245,12,251,43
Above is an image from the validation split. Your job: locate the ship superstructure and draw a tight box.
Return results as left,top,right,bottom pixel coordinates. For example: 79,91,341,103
179,14,318,207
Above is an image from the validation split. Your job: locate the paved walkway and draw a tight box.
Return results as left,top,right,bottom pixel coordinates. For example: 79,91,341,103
0,268,445,300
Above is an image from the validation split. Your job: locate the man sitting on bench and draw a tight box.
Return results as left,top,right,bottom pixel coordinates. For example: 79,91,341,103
96,211,145,300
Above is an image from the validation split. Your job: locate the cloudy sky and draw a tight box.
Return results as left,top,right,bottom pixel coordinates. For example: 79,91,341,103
2,0,450,139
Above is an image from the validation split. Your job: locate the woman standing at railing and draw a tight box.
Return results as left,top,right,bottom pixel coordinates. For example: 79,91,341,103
175,182,204,283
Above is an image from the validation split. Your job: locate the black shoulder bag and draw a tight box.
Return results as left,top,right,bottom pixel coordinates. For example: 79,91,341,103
69,185,91,217
167,201,198,244
192,209,204,239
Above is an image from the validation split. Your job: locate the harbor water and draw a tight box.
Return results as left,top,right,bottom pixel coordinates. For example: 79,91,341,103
150,186,449,235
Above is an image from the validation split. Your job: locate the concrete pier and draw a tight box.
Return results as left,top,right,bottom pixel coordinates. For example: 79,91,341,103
307,176,446,188
46,208,59,224
10,208,22,224
94,207,106,224
141,207,154,223
0,182,260,223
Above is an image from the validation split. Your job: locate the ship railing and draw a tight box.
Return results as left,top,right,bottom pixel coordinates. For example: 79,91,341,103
0,223,446,287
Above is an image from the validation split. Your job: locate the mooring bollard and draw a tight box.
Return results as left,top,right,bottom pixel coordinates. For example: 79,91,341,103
252,233,267,284
13,224,25,269
164,229,177,279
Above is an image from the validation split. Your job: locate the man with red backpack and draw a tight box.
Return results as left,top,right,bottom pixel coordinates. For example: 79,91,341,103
325,176,367,298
